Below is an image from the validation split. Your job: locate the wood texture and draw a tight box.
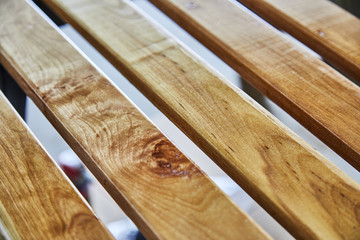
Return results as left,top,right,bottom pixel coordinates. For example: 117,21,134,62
147,0,360,171
0,0,270,239
237,0,360,82
41,0,360,239
0,92,113,239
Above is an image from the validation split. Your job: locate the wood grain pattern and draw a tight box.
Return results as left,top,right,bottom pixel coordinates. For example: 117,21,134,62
237,0,360,82
0,92,114,240
146,0,360,171
0,0,270,239
40,0,360,239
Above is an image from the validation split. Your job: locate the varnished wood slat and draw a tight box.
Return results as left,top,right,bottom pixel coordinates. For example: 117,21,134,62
41,0,360,239
0,0,270,239
146,0,360,171
0,92,114,240
237,0,360,82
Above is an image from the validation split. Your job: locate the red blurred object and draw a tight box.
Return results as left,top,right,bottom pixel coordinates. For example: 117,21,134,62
58,149,90,202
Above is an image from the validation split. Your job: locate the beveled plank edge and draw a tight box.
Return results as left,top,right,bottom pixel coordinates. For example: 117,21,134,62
237,0,360,82
0,90,114,240
0,220,12,240
147,0,360,171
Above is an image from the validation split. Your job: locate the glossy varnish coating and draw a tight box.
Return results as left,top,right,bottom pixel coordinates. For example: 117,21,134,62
42,0,360,239
148,0,360,171
237,0,360,82
0,92,114,239
0,0,270,239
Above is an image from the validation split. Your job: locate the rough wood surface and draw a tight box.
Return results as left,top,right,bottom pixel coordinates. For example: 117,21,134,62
0,92,114,240
41,0,360,239
147,0,360,171
237,0,360,82
0,0,270,239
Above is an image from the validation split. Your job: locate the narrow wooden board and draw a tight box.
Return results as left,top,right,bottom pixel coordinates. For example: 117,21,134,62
0,0,270,239
146,0,360,171
41,0,360,239
0,92,114,239
237,0,360,82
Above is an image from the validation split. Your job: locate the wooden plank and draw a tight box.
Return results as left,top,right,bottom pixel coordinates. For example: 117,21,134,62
146,0,360,171
237,0,360,82
0,92,114,240
0,0,270,239
40,0,360,239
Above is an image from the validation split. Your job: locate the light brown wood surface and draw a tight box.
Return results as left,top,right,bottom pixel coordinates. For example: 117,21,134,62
41,0,360,239
0,0,270,239
237,0,360,82
147,0,360,171
0,92,114,240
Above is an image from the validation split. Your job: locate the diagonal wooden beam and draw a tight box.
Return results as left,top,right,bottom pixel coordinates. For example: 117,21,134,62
146,0,360,171
0,91,114,240
237,0,360,82
40,0,360,239
0,0,269,239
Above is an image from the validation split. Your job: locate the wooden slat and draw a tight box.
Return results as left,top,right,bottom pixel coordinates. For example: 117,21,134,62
146,0,360,171
0,0,270,239
41,0,360,239
237,0,360,82
0,92,114,240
